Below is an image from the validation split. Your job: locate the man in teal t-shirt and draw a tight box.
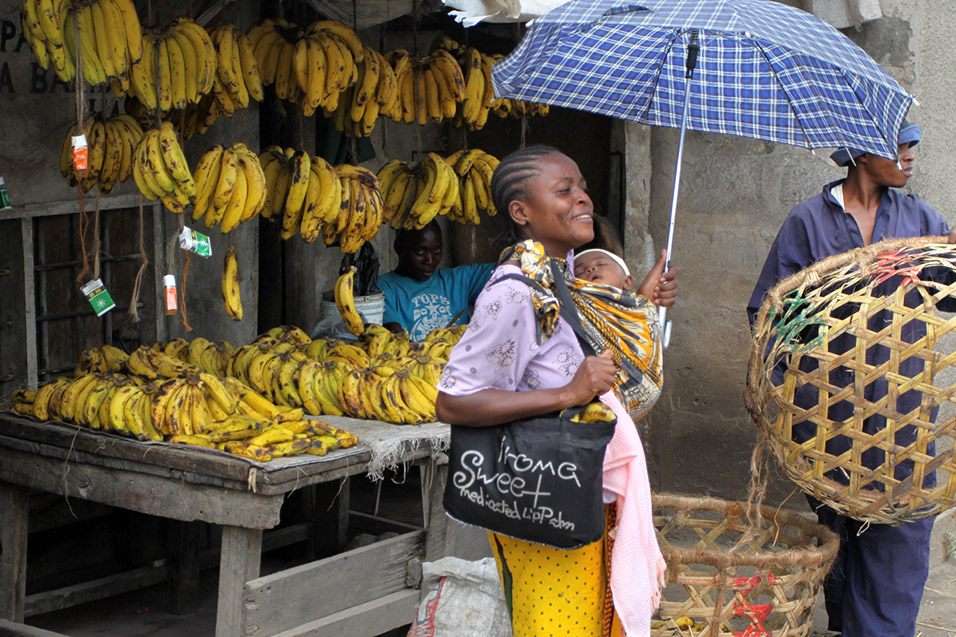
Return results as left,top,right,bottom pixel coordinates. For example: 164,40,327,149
378,221,493,342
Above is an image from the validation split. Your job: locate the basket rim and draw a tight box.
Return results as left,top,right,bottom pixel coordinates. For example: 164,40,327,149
652,493,840,570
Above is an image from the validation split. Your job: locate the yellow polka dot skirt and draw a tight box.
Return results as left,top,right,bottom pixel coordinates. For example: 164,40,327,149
488,503,623,636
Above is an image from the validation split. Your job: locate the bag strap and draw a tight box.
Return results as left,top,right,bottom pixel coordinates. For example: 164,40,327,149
491,270,598,357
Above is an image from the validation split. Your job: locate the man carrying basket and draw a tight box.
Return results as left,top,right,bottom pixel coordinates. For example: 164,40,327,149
748,120,956,637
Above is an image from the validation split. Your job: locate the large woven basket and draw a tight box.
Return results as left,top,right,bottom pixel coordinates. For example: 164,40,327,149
652,494,838,637
748,237,956,523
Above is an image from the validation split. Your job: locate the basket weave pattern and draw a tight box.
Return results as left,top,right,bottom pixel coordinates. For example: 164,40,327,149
652,494,838,637
748,238,956,523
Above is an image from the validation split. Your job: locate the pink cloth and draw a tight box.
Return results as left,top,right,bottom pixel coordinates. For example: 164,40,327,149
439,262,665,635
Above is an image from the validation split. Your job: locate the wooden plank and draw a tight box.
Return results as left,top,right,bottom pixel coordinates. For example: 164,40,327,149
268,589,420,637
0,446,283,528
349,511,422,535
0,484,29,622
242,530,425,636
21,218,37,390
23,562,167,617
422,461,448,562
1,193,144,221
216,526,261,637
0,618,68,636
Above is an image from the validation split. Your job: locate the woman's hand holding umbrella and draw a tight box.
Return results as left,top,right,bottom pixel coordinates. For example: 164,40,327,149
639,249,680,308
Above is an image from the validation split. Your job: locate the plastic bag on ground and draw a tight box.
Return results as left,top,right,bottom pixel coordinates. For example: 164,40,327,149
407,557,511,637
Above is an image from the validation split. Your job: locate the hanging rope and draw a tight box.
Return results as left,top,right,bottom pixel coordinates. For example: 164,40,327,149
181,248,193,331
92,188,102,281
128,196,149,322
73,15,91,283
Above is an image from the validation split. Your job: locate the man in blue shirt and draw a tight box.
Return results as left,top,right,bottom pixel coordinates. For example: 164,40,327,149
378,221,493,342
748,120,956,637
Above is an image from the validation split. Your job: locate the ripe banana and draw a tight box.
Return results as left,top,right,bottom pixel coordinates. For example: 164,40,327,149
334,266,364,336
222,245,242,321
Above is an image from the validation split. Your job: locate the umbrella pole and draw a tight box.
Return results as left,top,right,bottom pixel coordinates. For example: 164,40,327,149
659,30,699,349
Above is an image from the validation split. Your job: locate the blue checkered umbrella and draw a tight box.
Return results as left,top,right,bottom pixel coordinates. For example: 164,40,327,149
492,0,915,344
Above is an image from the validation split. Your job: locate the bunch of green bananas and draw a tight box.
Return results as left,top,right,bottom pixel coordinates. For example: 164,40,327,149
131,121,195,212
20,0,142,88
379,49,467,127
192,143,267,233
127,17,216,113
258,146,340,242
58,114,144,194
377,153,459,230
442,149,499,225
328,44,398,137
222,245,242,321
247,18,364,117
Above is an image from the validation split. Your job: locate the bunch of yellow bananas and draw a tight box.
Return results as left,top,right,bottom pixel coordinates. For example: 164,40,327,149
247,18,364,116
442,149,499,225
163,336,235,377
131,121,195,212
20,0,142,88
222,245,242,321
58,114,144,194
191,143,266,233
74,344,130,375
128,18,216,113
377,153,459,230
209,24,264,115
569,402,617,423
323,164,384,253
258,146,339,241
328,45,397,137
334,266,364,336
379,48,466,126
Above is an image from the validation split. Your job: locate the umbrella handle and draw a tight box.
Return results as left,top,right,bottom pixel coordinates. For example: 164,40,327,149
658,306,672,349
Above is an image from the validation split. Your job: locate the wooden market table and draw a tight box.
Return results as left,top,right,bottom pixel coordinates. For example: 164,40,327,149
0,413,451,636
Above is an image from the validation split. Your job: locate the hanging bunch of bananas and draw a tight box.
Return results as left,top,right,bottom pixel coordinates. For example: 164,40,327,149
123,94,217,141
441,148,499,225
379,49,466,126
191,143,266,232
322,164,384,253
128,17,216,114
222,245,242,321
377,153,458,230
20,0,143,88
258,146,339,241
328,45,397,137
247,18,364,116
209,24,264,115
58,114,144,194
131,121,196,212
485,53,550,120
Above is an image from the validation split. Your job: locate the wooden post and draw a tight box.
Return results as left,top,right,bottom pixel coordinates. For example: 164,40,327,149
166,520,202,614
311,477,350,558
421,460,448,561
215,525,261,637
0,483,29,621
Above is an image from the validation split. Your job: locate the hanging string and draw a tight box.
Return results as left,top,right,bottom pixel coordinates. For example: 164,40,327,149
520,116,528,149
92,188,102,281
73,13,91,283
181,249,193,331
128,196,149,322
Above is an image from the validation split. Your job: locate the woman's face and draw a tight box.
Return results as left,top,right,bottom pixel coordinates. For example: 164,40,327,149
510,153,594,257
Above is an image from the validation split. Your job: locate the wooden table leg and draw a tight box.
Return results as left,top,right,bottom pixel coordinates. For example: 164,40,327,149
311,477,350,558
167,520,202,614
215,525,261,637
421,461,448,561
0,483,29,622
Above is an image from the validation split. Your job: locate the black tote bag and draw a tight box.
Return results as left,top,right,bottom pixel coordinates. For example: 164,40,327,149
443,266,616,549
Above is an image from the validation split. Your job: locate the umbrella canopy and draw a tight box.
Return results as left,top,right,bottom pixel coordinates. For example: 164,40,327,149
492,0,914,160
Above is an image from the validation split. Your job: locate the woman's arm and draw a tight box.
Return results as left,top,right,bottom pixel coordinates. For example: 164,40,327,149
436,351,616,427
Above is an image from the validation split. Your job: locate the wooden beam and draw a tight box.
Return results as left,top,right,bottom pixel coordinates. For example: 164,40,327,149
1,193,144,221
268,589,420,637
216,526,261,637
242,531,425,635
0,483,29,622
21,218,37,389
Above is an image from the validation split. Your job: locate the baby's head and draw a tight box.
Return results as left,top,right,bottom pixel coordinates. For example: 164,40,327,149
574,249,633,290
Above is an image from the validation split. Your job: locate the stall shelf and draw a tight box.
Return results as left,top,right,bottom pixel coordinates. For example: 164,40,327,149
0,413,450,636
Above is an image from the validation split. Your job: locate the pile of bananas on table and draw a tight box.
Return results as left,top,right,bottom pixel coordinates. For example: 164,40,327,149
4,341,357,463
378,148,498,228
226,324,464,425
258,148,384,251
58,114,144,194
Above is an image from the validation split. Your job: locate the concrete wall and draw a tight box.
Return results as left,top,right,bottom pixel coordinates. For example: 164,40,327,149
625,0,956,502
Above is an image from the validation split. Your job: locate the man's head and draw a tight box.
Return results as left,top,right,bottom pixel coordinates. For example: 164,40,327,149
830,119,921,187
394,220,443,282
574,249,633,290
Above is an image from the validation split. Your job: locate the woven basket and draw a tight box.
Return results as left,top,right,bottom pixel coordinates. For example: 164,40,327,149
652,494,838,637
748,237,956,524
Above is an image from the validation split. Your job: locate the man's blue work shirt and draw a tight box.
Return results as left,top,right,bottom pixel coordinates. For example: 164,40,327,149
748,179,954,487
378,263,493,341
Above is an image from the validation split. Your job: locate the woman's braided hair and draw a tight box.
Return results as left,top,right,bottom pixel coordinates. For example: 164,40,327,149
490,145,562,247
